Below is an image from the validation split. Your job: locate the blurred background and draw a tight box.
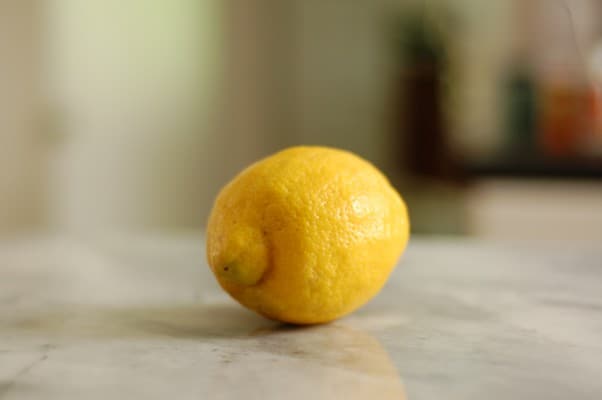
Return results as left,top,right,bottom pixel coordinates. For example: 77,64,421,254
1,0,601,240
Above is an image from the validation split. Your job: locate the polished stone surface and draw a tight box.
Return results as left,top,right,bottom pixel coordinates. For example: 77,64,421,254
1,235,601,399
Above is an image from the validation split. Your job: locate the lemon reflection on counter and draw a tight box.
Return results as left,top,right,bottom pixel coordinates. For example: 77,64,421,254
209,322,407,400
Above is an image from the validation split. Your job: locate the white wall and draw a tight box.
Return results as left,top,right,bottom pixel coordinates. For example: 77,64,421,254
44,0,221,231
286,0,399,169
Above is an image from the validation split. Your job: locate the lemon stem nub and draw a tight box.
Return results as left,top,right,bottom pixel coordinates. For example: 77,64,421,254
218,260,266,286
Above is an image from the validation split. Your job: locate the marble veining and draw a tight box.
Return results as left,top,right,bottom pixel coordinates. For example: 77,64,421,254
0,235,601,399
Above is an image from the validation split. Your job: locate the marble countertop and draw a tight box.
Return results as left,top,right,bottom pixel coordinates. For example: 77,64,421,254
1,234,601,399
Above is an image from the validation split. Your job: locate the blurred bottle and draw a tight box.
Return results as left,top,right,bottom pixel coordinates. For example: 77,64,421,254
390,9,467,235
586,41,602,158
501,1,535,157
532,0,597,159
393,11,458,181
538,77,595,158
503,61,537,155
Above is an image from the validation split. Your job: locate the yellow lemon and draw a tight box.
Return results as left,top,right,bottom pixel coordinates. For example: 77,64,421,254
206,146,409,324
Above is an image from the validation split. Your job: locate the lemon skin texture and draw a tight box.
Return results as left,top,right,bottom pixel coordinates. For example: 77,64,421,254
206,146,409,324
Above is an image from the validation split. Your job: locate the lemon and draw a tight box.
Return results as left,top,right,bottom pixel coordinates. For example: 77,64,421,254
206,146,409,324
